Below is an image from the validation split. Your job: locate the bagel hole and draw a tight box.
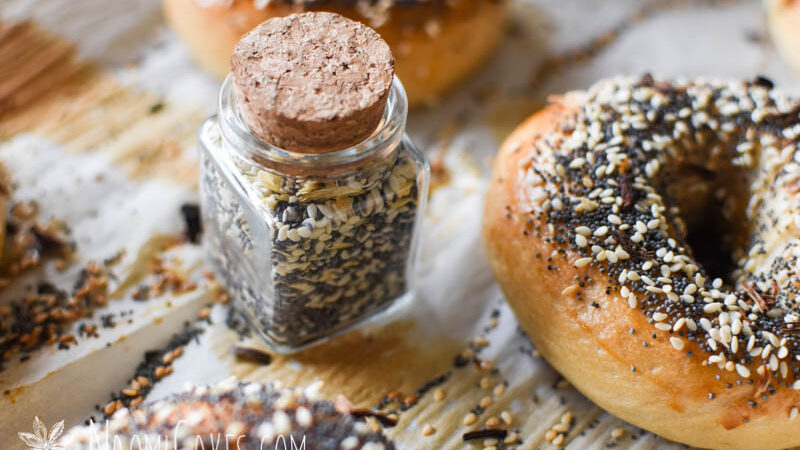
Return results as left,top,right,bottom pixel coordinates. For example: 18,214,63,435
668,165,751,286
685,209,738,285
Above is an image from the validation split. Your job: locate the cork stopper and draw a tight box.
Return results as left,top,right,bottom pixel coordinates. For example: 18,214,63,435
230,12,395,154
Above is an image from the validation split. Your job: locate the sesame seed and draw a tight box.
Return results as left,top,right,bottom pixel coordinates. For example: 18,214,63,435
736,364,751,378
504,432,520,445
463,413,477,426
574,257,592,268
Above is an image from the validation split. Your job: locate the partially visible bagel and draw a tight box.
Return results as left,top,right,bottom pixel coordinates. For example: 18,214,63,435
61,381,394,449
484,75,800,450
163,0,509,107
766,0,800,77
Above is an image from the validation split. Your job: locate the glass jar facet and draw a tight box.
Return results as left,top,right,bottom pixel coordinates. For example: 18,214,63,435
199,77,428,352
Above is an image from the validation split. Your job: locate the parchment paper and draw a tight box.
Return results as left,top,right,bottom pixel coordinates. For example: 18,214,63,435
0,1,794,449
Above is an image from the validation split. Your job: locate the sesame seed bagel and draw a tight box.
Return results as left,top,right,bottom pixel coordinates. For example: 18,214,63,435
61,381,395,449
162,0,508,108
483,75,800,450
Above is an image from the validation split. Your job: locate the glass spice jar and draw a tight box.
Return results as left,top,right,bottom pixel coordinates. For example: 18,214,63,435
198,73,429,352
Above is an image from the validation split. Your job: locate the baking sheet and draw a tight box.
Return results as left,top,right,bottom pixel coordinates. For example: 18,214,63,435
0,1,795,449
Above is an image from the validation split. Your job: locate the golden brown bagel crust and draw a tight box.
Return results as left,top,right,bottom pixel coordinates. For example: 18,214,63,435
767,0,800,77
484,76,800,449
162,0,508,107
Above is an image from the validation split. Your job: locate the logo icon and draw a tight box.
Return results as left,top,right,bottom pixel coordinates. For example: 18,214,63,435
18,417,65,450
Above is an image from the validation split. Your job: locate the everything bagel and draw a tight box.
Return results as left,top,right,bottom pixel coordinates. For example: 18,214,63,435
61,381,394,449
483,75,800,449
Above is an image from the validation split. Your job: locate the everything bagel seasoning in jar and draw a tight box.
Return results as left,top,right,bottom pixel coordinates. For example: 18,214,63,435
198,12,429,352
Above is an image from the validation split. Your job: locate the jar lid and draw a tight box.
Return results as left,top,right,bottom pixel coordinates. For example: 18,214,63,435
230,12,395,154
